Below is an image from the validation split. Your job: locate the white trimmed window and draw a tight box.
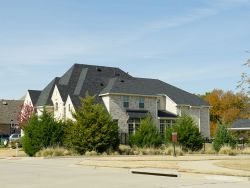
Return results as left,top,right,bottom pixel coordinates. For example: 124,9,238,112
159,119,176,135
128,118,140,135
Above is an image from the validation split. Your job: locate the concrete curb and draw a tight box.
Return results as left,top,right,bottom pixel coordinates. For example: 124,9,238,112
130,168,179,177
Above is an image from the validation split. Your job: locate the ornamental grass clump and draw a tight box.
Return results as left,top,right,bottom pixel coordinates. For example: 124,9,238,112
35,147,74,157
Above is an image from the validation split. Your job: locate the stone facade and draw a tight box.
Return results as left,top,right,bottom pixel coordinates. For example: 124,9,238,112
177,106,210,138
107,94,158,133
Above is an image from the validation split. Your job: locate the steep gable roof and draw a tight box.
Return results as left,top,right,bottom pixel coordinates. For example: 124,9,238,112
28,90,41,105
32,64,131,107
36,77,60,106
101,77,208,106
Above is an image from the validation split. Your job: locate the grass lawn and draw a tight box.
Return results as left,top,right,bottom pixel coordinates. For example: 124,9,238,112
215,159,250,171
0,148,26,157
79,156,179,169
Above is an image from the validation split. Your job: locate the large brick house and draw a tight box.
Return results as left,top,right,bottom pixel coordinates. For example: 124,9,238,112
23,64,210,142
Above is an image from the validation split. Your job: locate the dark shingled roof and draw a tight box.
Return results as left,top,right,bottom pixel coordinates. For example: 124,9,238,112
231,119,250,129
0,100,23,124
101,77,208,106
28,90,41,105
36,77,60,106
31,64,131,107
28,63,208,108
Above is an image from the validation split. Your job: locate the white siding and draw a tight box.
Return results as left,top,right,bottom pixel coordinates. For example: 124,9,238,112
65,96,75,121
51,85,65,121
102,96,110,112
165,95,178,115
23,92,33,106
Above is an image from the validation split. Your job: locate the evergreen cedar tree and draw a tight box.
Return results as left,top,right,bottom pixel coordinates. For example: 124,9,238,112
22,110,65,156
129,114,162,148
212,124,236,152
165,115,203,151
64,96,119,154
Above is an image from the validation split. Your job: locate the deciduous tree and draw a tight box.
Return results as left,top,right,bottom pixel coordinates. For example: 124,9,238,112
17,104,35,128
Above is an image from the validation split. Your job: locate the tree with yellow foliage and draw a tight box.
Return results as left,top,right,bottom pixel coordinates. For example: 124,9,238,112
202,89,249,137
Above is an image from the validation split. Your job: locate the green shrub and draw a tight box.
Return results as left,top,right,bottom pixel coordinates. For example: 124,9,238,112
64,96,119,154
212,124,237,152
165,115,203,151
129,114,162,148
22,110,65,156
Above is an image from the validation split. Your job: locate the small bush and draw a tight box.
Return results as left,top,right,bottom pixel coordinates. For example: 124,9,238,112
213,124,237,152
162,146,184,156
129,114,162,148
119,145,132,155
204,148,217,154
85,150,98,156
241,147,250,154
218,145,238,155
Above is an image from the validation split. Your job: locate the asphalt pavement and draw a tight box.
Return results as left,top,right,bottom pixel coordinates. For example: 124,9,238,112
0,157,249,188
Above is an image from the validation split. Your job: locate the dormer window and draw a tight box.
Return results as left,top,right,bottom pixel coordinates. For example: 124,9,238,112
123,96,129,108
139,97,144,109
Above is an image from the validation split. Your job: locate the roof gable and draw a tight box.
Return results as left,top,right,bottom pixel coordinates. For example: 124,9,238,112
28,90,41,105
36,77,60,106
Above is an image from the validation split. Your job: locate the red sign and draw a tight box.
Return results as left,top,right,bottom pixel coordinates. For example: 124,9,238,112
172,132,177,142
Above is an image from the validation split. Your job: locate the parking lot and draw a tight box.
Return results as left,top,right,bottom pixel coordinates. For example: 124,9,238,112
0,157,249,188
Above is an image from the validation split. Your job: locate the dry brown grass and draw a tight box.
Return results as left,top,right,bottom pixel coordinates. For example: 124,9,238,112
0,148,26,157
79,156,178,169
215,159,250,171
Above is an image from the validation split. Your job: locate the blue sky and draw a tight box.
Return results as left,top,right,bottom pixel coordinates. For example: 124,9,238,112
0,0,250,99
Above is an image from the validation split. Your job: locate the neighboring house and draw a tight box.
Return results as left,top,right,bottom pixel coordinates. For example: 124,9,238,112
0,100,23,136
228,119,250,139
23,64,210,143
